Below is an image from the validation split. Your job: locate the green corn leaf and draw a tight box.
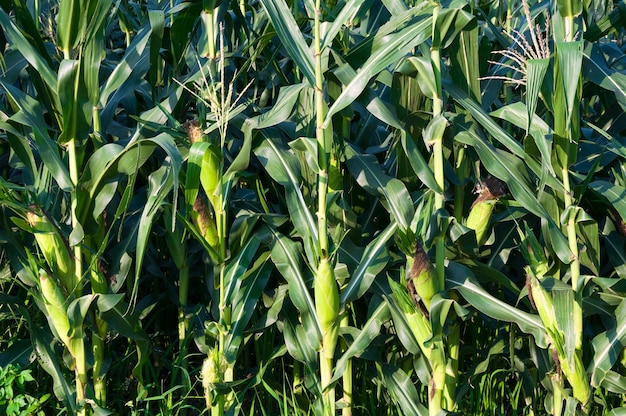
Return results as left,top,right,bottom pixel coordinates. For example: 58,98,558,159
382,0,408,16
255,133,318,262
0,81,73,191
455,129,571,263
99,26,152,120
491,102,556,179
590,181,626,223
269,230,322,343
78,141,157,222
591,298,626,387
583,43,626,114
556,0,582,18
333,61,405,130
585,3,626,42
446,261,549,349
601,370,626,395
553,41,583,170
323,4,434,125
556,41,583,131
445,79,525,158
223,236,262,306
525,58,550,135
133,134,181,308
283,317,319,371
601,226,626,280
321,0,365,49
229,83,307,183
31,327,76,411
258,0,315,85
0,9,58,95
345,144,413,231
82,0,111,105
225,253,272,361
398,131,440,193
403,56,437,99
378,364,428,416
57,0,83,54
57,59,85,146
148,10,164,88
0,113,37,186
330,301,390,384
340,222,396,305
448,16,481,103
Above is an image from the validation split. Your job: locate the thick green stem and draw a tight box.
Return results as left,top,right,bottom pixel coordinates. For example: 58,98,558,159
92,315,108,407
431,3,445,291
315,1,336,414
68,138,87,415
340,314,352,416
453,146,466,222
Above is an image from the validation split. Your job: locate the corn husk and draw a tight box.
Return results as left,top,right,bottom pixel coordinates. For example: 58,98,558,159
39,269,71,348
27,210,75,293
466,176,506,246
192,195,219,250
406,240,439,310
315,256,339,358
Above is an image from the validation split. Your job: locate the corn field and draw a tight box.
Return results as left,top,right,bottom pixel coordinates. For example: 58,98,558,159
1,0,626,415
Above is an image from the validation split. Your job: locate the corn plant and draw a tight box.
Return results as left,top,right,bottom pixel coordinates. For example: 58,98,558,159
2,0,626,414
0,0,184,413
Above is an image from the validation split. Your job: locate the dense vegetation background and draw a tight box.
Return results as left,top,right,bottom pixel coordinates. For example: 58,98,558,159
1,0,626,414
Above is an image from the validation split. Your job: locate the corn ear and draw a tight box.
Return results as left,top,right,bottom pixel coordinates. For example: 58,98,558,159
526,269,557,336
183,119,204,144
27,210,75,292
39,269,72,348
406,240,439,310
200,144,223,213
466,176,506,246
466,200,496,246
192,195,219,250
315,256,339,358
201,347,226,407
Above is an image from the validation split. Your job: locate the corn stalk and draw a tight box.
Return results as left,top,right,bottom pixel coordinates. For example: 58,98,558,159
314,0,339,413
551,0,590,411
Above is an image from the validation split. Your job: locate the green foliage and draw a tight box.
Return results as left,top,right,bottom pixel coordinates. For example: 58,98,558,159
0,364,49,416
1,0,626,414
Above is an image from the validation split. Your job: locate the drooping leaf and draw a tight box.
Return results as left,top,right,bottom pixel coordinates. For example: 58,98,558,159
345,144,413,231
446,261,549,349
583,43,626,114
340,222,396,305
378,363,428,416
255,133,319,262
225,253,272,362
591,298,626,387
258,0,315,85
324,4,434,125
269,230,322,344
331,301,390,383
